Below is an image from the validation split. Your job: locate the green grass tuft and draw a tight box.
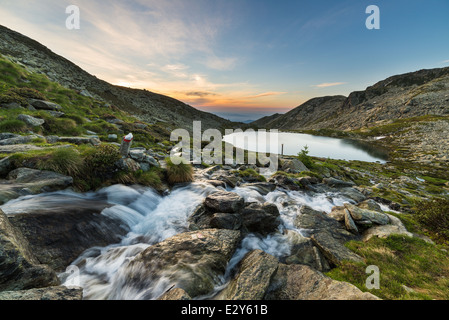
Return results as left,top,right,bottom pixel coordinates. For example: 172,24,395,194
165,157,194,184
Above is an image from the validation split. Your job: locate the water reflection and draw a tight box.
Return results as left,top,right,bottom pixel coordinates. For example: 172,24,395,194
223,132,388,163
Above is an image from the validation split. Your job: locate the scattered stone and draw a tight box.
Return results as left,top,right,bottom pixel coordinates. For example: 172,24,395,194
339,187,367,203
115,158,140,172
30,99,62,111
240,182,276,195
0,133,18,140
46,110,65,118
311,231,364,266
268,174,301,191
108,134,118,141
0,135,38,146
323,177,356,188
17,114,45,127
344,203,390,226
344,209,359,234
280,158,309,173
0,156,13,177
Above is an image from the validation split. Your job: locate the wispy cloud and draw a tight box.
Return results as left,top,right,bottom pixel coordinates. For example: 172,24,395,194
312,82,347,88
443,59,449,64
247,92,287,99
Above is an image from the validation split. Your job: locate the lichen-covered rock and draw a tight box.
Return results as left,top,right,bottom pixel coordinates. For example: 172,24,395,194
0,286,83,300
265,263,380,300
0,209,59,292
221,250,279,300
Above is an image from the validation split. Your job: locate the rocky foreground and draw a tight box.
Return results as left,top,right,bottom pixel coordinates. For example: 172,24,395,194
1,156,435,301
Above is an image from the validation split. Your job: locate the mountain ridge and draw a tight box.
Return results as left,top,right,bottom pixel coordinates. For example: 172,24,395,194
0,25,234,132
253,66,449,131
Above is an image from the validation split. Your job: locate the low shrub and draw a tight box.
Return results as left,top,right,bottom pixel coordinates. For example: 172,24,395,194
84,144,121,180
43,117,82,136
37,147,84,177
9,87,46,100
414,198,449,241
165,157,193,184
0,119,28,133
297,145,315,169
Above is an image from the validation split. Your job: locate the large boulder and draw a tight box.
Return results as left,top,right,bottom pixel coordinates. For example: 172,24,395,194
0,209,59,292
280,158,309,173
265,263,380,300
6,197,129,272
0,286,82,300
204,191,245,213
221,250,279,300
189,200,280,236
120,229,241,299
220,250,379,300
284,230,330,272
295,206,362,266
240,202,280,235
17,114,45,127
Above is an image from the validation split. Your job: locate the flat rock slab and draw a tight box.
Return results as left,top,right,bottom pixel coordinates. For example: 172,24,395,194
0,286,83,300
6,196,126,272
0,168,73,204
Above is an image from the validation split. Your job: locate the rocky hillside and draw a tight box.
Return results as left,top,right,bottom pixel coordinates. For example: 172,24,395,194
254,67,449,131
253,95,346,130
0,25,233,131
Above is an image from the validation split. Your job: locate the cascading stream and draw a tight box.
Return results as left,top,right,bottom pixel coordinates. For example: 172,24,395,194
2,181,351,300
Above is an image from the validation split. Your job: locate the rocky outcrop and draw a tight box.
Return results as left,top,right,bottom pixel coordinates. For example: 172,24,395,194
0,168,73,204
220,250,379,300
253,66,449,131
121,229,241,299
189,191,280,236
294,206,362,266
204,191,245,213
0,209,59,292
0,286,82,300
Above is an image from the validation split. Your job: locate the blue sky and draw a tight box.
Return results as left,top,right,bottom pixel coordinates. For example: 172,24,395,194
1,0,448,121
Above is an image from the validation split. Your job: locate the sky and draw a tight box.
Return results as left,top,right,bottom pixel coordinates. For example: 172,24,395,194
1,0,449,122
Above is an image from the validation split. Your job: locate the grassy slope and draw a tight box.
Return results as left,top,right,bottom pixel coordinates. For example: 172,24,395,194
0,55,175,191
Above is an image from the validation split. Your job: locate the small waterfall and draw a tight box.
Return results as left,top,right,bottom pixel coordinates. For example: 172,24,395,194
2,180,353,300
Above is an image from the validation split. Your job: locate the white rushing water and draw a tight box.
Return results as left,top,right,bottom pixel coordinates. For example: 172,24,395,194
2,181,352,300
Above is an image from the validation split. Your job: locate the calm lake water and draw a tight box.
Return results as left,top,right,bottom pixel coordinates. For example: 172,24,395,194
223,131,388,163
